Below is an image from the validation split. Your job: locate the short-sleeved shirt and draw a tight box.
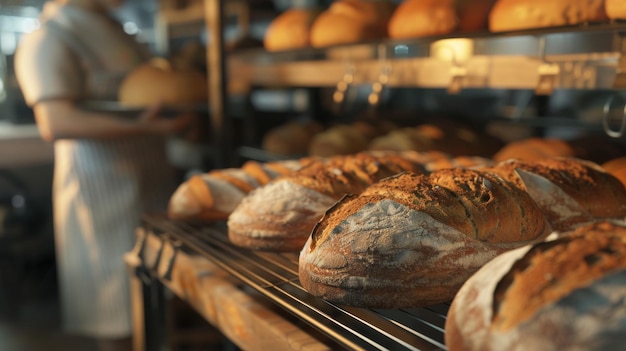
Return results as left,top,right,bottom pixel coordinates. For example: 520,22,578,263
16,2,148,105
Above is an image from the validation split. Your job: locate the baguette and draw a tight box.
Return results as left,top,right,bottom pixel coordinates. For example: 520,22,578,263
227,151,444,252
445,221,626,351
167,159,313,221
299,167,551,308
484,158,626,231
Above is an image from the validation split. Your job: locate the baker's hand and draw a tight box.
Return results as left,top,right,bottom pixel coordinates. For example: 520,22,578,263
139,103,196,136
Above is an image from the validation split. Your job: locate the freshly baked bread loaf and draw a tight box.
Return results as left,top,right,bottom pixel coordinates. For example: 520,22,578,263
388,0,495,39
445,221,626,351
118,58,207,107
369,122,503,157
308,124,370,157
424,155,494,171
606,0,626,19
494,136,625,164
168,159,311,221
485,158,626,231
299,168,551,308
227,151,435,252
264,8,320,51
262,121,323,156
489,0,608,32
603,156,626,187
493,137,575,162
310,0,396,47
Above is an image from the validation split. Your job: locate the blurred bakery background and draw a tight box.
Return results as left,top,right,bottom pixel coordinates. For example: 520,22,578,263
1,0,626,350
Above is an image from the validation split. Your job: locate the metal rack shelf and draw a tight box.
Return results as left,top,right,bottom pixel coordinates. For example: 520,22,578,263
228,22,626,92
141,214,449,351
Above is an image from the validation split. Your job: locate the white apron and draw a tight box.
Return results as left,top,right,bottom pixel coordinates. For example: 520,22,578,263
19,4,176,338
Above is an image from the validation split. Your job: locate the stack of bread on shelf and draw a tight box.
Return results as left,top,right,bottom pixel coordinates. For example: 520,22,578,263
168,158,315,221
227,150,494,252
261,118,504,158
298,157,626,308
264,0,625,51
167,135,626,314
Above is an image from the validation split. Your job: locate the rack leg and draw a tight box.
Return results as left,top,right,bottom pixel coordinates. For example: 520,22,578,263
129,264,167,351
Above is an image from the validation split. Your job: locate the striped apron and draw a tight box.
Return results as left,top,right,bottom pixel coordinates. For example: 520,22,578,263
46,17,176,338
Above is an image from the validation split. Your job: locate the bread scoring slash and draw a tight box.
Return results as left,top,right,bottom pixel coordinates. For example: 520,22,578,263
445,221,626,351
299,168,552,308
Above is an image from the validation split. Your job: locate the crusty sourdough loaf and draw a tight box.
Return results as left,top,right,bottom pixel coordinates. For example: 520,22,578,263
445,221,626,351
492,137,576,162
485,158,626,231
388,0,495,39
309,0,395,47
263,8,320,51
227,151,445,252
262,121,324,156
298,168,551,308
489,0,608,32
167,159,312,221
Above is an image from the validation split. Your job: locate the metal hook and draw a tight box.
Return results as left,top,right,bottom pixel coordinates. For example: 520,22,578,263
333,63,355,106
602,94,626,138
368,63,391,106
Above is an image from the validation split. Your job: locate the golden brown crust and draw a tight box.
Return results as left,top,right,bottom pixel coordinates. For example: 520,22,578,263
606,0,626,19
263,8,320,51
493,222,626,331
310,0,396,47
300,168,550,308
227,152,428,252
168,159,309,222
118,58,207,107
445,221,626,351
486,158,626,230
388,0,495,39
493,138,575,162
489,0,608,32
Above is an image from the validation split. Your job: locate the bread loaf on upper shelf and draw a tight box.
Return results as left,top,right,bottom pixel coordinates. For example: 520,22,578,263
605,0,626,19
227,151,473,252
309,0,396,47
388,0,496,39
489,0,608,32
167,159,312,222
445,221,626,351
484,158,626,231
298,166,552,308
263,8,321,51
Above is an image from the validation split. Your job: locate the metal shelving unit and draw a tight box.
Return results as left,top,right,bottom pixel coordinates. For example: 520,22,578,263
228,22,626,94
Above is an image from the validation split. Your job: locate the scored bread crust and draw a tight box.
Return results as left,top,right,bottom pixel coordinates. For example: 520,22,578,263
299,168,551,308
445,221,626,351
167,159,308,222
227,152,429,252
485,158,626,231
